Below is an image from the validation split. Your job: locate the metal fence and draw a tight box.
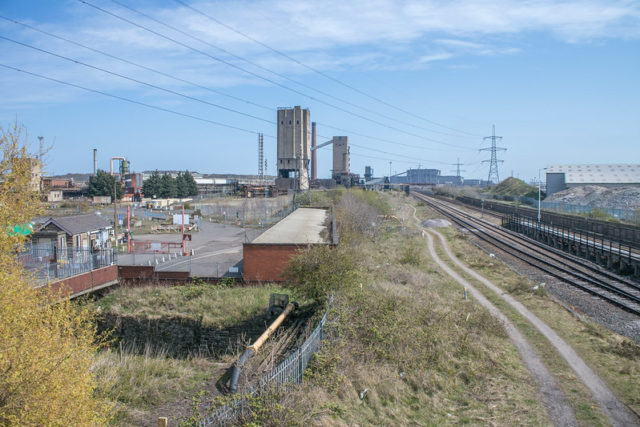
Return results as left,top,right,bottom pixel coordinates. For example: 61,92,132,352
479,193,639,223
197,301,332,426
19,245,116,284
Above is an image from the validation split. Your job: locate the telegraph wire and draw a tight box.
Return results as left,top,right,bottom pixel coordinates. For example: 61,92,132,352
0,62,273,138
172,0,484,138
0,26,472,154
0,15,272,112
0,35,274,125
79,0,473,150
110,0,474,140
1,61,485,177
315,122,475,153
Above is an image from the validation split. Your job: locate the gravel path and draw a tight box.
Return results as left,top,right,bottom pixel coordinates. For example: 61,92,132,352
422,228,577,426
428,226,639,427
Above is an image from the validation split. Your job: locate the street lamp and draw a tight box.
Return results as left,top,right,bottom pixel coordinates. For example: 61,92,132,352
537,168,546,223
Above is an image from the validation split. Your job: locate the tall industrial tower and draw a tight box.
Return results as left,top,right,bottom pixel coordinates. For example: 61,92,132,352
480,125,506,184
277,106,310,190
258,133,264,181
451,158,465,178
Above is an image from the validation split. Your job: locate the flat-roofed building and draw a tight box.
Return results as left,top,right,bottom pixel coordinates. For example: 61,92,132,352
546,164,640,195
243,207,335,282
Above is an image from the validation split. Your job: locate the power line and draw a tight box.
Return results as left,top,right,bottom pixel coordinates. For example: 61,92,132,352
0,35,274,125
480,124,506,183
0,62,273,138
112,0,475,140
0,15,272,112
79,0,473,150
171,0,484,138
0,27,476,160
0,26,473,156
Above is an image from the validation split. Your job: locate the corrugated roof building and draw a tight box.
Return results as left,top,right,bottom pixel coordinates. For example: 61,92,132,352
546,164,640,195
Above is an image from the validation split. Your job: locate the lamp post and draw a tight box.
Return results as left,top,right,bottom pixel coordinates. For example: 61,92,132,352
537,168,546,223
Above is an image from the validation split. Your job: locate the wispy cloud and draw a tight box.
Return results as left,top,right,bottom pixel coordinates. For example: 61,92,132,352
1,0,638,107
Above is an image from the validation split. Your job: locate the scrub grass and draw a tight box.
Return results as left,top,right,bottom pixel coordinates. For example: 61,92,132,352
94,345,212,425
98,282,289,327
440,216,640,417
231,190,550,426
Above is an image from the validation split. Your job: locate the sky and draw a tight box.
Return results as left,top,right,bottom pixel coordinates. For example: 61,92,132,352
0,0,639,182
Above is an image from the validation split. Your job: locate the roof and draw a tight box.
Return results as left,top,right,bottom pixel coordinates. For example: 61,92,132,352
251,208,328,244
40,213,112,236
547,164,640,184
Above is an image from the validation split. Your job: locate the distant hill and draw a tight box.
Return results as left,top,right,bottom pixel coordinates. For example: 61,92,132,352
490,177,538,197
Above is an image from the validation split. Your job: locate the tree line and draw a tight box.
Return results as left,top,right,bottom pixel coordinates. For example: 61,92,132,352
87,170,199,200
142,170,198,199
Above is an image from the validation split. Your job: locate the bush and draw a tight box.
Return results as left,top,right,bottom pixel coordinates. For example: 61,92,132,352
284,245,360,304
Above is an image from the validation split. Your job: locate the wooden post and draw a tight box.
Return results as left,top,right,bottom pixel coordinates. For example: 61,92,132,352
158,416,168,427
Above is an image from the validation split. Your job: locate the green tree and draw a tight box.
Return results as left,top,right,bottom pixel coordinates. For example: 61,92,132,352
175,172,187,198
183,170,198,196
142,170,162,199
0,123,111,424
87,169,122,200
160,173,177,198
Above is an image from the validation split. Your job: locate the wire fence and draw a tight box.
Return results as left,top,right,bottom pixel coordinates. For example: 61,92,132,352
480,193,640,223
18,245,116,284
197,300,332,427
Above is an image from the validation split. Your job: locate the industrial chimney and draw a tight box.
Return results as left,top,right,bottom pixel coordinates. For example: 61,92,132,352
93,149,97,175
311,122,317,181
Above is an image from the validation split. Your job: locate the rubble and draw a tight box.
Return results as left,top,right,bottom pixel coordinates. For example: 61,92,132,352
546,185,640,210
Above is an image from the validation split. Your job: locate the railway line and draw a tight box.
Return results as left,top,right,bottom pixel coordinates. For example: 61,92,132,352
413,191,640,317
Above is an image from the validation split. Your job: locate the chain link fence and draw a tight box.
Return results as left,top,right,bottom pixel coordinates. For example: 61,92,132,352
197,300,332,426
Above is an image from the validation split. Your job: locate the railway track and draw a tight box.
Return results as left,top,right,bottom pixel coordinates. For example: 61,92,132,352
413,192,640,317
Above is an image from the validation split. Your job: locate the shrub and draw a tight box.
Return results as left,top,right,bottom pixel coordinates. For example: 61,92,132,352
284,245,360,304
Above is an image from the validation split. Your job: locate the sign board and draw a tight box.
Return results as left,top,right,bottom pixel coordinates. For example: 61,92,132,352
229,266,239,273
173,214,190,225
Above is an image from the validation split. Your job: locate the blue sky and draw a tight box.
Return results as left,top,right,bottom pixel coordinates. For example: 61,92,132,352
0,0,638,182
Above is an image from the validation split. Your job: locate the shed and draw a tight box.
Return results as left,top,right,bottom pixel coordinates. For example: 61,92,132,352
32,213,113,251
243,207,334,282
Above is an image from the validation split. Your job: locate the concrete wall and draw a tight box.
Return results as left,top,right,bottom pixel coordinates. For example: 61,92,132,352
243,243,304,282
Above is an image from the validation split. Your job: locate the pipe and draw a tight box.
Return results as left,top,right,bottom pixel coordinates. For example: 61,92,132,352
229,302,296,394
311,122,317,182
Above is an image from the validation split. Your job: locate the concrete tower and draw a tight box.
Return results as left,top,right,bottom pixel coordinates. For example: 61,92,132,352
331,136,349,178
277,106,310,190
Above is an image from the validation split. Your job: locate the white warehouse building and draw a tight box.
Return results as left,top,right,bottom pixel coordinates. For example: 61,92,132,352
546,164,640,196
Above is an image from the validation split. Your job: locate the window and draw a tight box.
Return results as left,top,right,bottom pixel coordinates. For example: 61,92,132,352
289,120,291,124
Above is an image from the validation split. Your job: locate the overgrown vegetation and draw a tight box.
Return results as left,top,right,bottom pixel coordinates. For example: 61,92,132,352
99,281,287,327
0,123,112,425
490,176,539,197
210,189,549,425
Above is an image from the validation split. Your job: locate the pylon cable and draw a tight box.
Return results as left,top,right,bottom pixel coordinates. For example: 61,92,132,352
172,0,484,138
0,62,272,137
79,0,473,149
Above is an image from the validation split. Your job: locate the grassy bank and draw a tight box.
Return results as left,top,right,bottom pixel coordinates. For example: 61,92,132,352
204,190,550,425
93,282,289,425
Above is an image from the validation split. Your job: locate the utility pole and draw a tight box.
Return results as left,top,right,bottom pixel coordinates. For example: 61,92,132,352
258,133,264,180
451,158,466,181
389,161,392,186
480,125,506,184
113,179,118,251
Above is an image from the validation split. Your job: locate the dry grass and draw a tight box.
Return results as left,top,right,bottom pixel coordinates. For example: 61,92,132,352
98,282,288,327
282,190,550,425
441,225,640,419
93,344,212,425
